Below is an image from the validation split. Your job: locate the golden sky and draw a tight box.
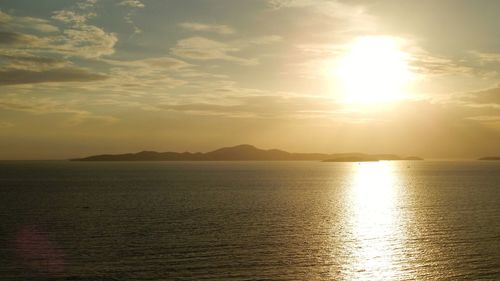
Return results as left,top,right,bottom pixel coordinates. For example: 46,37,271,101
1,0,499,159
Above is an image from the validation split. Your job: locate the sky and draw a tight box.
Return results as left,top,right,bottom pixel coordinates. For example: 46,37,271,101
0,0,499,159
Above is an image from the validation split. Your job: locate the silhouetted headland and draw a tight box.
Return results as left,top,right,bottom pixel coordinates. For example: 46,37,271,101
478,157,500,160
72,144,423,162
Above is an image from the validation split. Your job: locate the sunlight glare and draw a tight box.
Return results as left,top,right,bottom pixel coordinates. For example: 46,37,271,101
336,36,414,105
346,161,406,280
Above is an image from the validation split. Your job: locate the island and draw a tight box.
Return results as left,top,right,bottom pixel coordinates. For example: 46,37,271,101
72,144,423,162
322,155,423,162
322,156,379,162
402,156,424,160
478,157,500,160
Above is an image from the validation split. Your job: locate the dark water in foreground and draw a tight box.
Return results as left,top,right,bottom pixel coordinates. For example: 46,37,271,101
0,161,499,280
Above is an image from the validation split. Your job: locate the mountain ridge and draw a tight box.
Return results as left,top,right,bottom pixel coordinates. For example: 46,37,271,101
71,144,423,162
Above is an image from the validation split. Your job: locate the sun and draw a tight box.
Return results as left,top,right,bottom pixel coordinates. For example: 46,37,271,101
335,36,414,105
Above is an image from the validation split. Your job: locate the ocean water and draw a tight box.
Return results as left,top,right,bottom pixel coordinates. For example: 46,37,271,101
0,160,499,280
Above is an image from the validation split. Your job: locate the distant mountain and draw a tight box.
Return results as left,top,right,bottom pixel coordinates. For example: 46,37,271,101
72,144,423,162
478,157,500,160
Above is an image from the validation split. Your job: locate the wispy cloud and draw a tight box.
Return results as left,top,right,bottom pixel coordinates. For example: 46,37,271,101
49,2,118,58
104,56,192,70
117,0,145,34
52,10,92,25
16,17,59,32
0,121,14,129
465,115,500,122
409,49,475,76
0,10,11,23
170,36,258,65
0,9,118,59
0,52,70,70
470,51,500,64
267,0,321,10
179,22,235,35
242,35,282,45
461,85,500,105
0,11,58,33
118,0,145,9
0,96,118,126
170,34,282,66
0,68,107,86
0,6,115,87
268,0,376,33
159,95,340,119
55,26,118,58
0,31,40,45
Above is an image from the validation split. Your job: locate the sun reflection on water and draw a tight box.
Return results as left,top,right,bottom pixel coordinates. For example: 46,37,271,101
345,161,406,280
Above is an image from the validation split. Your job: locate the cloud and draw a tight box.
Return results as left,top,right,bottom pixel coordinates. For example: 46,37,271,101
116,0,145,34
52,10,93,25
52,0,98,25
0,121,14,128
470,51,500,64
53,25,118,58
179,22,235,35
171,36,235,57
171,36,258,65
244,35,283,45
268,0,376,32
461,86,500,105
159,95,340,119
1,24,116,60
118,0,145,8
267,0,317,9
12,16,59,33
260,0,381,80
0,97,118,126
0,10,11,23
104,57,192,71
48,2,118,58
409,49,475,76
72,56,191,94
1,10,57,32
47,7,116,59
0,53,71,70
0,9,115,61
0,67,107,86
77,0,99,10
465,115,500,122
0,31,39,45
64,111,119,126
138,57,192,69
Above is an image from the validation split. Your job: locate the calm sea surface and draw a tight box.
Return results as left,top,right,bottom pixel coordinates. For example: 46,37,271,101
0,161,499,280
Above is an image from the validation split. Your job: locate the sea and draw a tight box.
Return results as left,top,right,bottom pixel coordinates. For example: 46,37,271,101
0,160,499,280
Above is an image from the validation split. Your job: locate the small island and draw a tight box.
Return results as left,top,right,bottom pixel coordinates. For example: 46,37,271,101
478,157,500,161
322,157,379,162
322,155,423,162
403,156,424,160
